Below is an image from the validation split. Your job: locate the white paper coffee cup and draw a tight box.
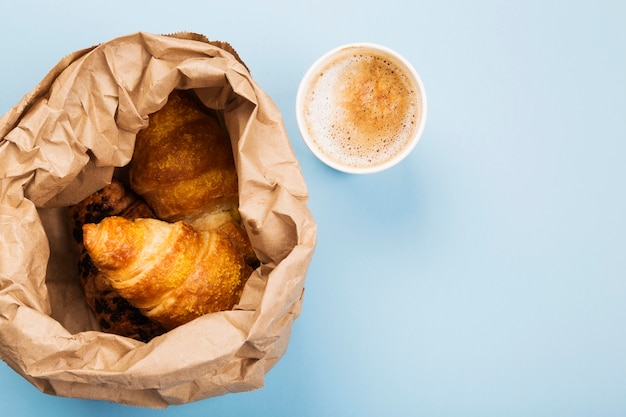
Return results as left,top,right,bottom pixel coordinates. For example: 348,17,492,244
296,43,427,174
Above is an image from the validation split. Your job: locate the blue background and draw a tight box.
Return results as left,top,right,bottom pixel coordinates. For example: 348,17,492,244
1,1,625,416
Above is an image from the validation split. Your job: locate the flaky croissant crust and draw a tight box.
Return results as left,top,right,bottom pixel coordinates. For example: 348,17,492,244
129,90,239,222
83,216,249,330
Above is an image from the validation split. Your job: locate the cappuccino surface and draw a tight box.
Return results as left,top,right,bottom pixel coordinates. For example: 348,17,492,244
302,50,419,169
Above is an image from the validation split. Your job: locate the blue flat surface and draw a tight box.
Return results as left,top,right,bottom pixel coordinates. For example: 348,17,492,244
1,1,625,416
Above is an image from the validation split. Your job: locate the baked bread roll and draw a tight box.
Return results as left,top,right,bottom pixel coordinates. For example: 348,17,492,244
83,216,252,330
129,90,239,222
68,178,166,341
75,89,259,334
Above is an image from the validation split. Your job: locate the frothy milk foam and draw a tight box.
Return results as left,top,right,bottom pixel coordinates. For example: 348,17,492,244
301,48,420,169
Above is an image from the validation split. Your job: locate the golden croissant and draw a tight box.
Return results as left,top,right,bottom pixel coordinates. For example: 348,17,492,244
129,90,239,222
83,215,252,330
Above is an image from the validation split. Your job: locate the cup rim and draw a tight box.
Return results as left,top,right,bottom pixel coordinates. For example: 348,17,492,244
296,42,428,174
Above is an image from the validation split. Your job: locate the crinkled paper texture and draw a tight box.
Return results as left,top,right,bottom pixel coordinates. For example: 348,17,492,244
0,32,316,408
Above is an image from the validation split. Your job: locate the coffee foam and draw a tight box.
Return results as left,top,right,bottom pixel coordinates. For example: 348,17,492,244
302,50,420,169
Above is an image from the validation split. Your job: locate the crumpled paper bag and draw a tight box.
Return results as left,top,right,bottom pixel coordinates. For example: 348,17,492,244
0,32,316,408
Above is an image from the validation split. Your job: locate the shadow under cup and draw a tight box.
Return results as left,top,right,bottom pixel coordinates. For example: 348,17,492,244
296,43,427,174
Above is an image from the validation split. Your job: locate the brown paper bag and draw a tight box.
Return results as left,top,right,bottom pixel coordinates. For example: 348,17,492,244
0,32,316,408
